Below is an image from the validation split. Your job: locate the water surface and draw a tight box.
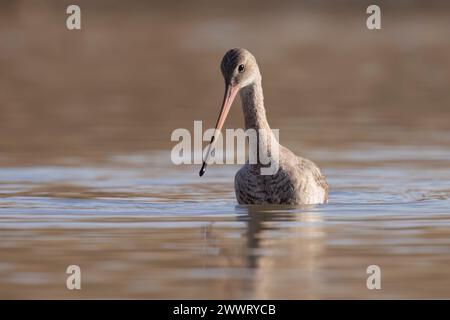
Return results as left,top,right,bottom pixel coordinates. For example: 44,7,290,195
1,145,450,299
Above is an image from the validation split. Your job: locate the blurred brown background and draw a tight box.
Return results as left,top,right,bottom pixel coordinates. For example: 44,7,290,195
1,0,450,300
1,0,449,165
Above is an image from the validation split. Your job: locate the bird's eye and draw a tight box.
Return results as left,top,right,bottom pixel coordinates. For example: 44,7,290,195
238,64,245,73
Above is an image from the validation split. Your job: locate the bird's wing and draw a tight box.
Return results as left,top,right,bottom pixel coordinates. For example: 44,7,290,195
298,157,329,196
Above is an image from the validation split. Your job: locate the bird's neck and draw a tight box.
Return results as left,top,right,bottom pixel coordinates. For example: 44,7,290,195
239,81,279,168
239,81,270,131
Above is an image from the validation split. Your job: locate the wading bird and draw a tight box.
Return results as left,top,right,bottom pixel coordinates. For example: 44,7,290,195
200,48,328,205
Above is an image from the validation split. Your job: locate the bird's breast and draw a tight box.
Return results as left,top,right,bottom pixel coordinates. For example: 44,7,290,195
234,162,327,205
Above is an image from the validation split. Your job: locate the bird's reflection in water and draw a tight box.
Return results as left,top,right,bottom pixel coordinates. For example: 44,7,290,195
236,205,296,268
236,205,326,298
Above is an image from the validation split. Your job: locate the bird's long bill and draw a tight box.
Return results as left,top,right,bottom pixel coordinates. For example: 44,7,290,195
199,83,239,177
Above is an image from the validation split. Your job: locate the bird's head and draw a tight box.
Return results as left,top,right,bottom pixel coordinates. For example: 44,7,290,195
199,48,261,177
220,47,261,89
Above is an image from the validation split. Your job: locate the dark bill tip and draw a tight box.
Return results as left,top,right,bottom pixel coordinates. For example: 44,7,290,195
199,162,207,177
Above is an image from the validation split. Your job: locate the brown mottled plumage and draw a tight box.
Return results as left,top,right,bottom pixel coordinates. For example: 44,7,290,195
201,48,328,205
